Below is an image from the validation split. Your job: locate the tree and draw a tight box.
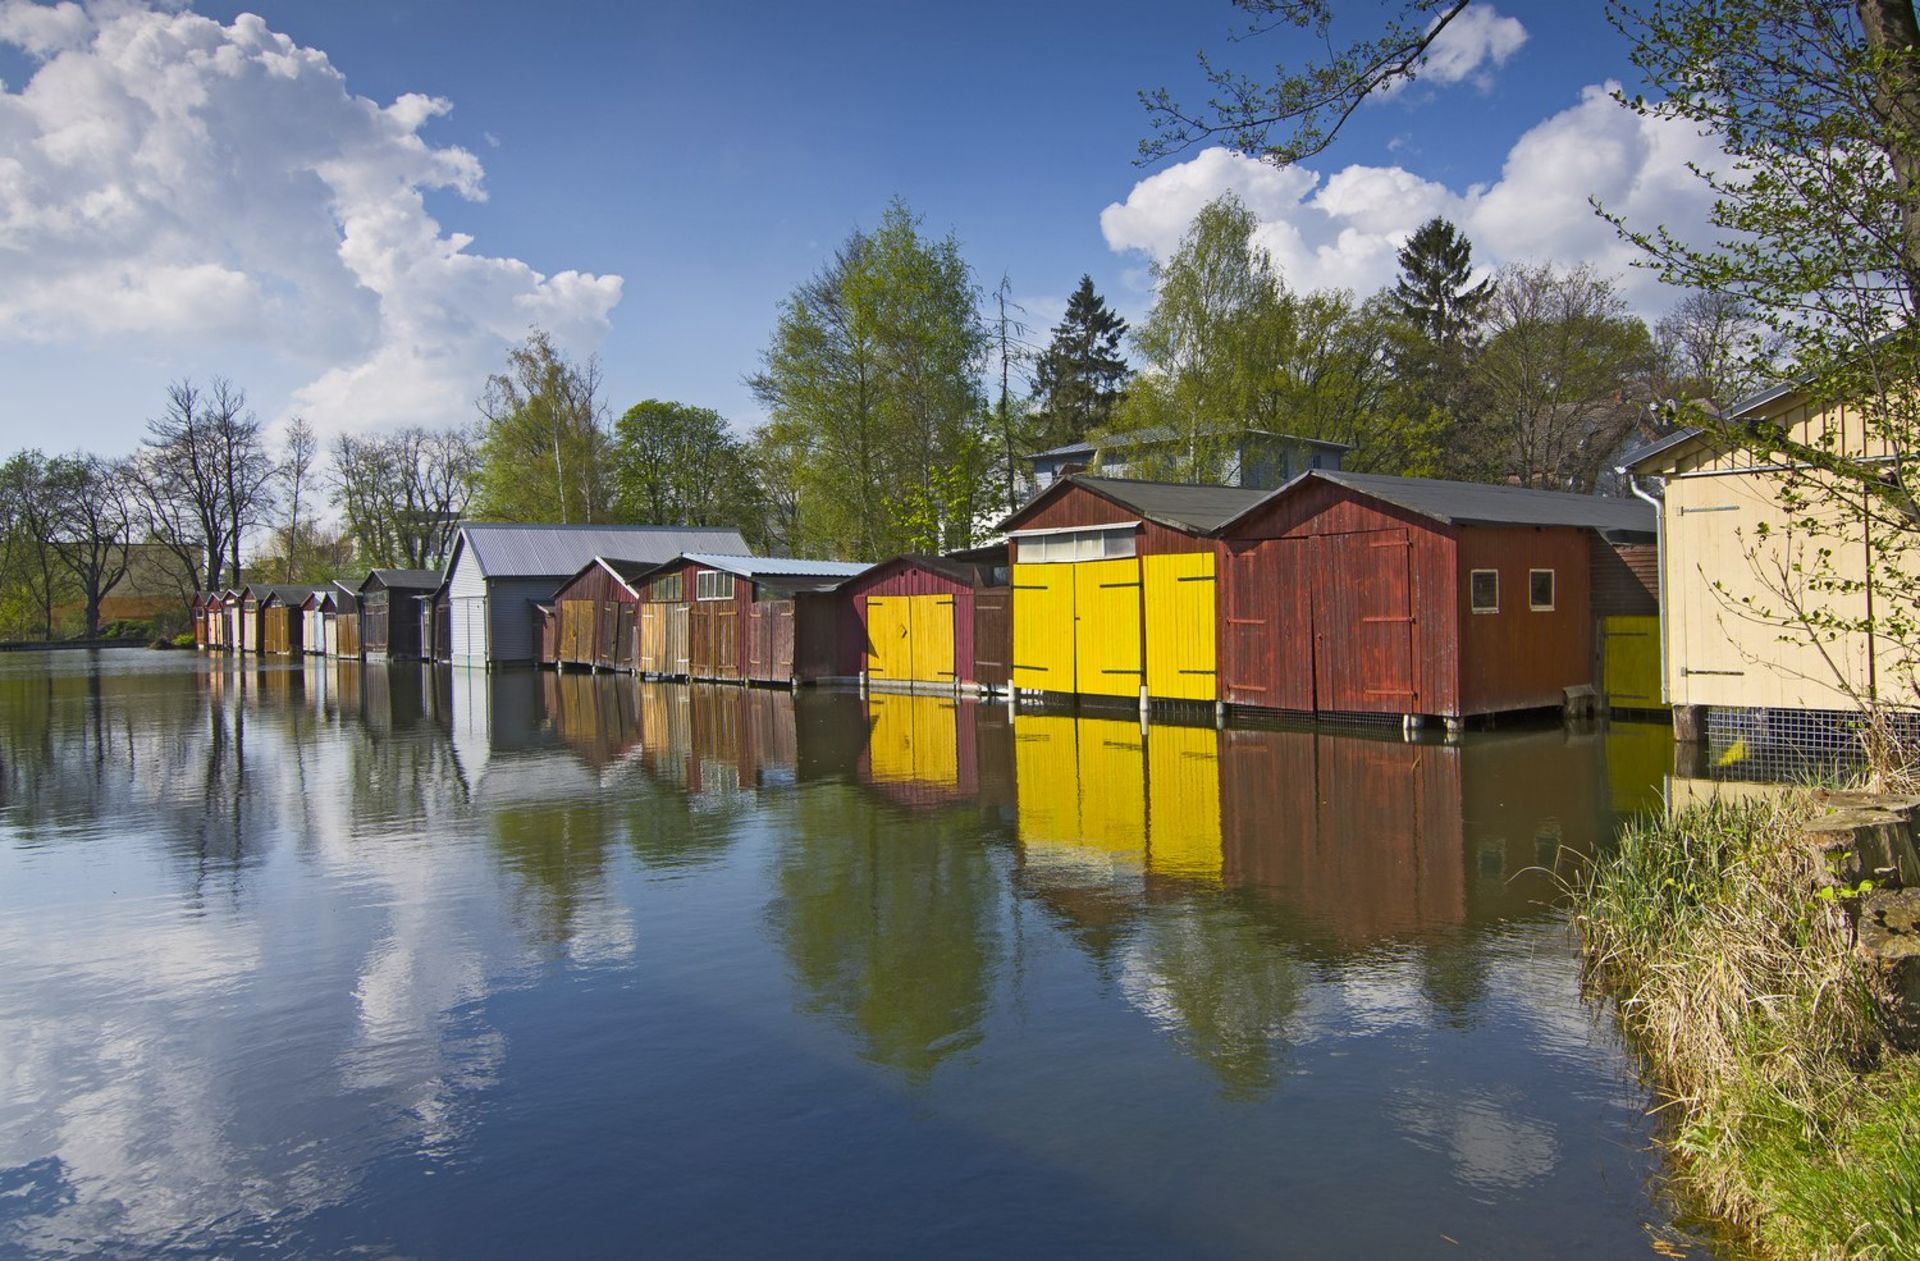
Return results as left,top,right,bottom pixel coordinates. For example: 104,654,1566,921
1103,192,1293,482
610,401,762,533
1030,275,1131,455
131,378,275,594
275,417,318,583
1389,217,1493,347
986,275,1035,513
1141,1,1479,165
1649,290,1779,411
47,454,135,638
474,330,612,524
1476,263,1655,492
749,199,987,557
331,426,477,569
0,451,69,638
1383,217,1496,476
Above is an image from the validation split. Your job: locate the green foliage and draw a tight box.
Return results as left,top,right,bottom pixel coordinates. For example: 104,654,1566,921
610,400,765,540
749,198,988,558
474,330,613,524
1030,274,1131,451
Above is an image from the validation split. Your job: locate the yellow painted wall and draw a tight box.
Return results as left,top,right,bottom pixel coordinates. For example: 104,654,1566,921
1011,563,1075,692
1600,615,1663,710
1147,723,1222,881
1143,552,1217,701
1073,558,1143,698
1664,471,1878,709
907,594,956,684
865,595,913,680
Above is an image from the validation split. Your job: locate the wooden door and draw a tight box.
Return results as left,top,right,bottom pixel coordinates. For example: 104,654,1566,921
670,605,690,675
615,604,636,671
1011,563,1074,693
973,587,1010,688
1313,529,1416,714
1072,558,1143,699
716,605,738,679
690,604,714,677
865,595,912,680
1144,551,1216,701
907,593,955,684
638,604,663,673
1221,539,1315,711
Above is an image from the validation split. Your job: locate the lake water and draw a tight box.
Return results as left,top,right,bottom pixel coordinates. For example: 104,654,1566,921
0,652,1699,1258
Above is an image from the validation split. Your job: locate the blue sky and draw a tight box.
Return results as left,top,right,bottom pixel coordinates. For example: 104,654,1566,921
0,1,1695,455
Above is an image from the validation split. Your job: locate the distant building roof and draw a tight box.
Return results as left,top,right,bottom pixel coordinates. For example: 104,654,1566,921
258,584,327,605
1040,474,1274,534
1220,470,1655,536
1030,427,1353,461
455,523,751,580
360,568,441,592
679,553,873,589
1620,427,1706,473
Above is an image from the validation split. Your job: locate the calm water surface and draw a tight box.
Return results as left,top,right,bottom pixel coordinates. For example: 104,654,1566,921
0,653,1696,1258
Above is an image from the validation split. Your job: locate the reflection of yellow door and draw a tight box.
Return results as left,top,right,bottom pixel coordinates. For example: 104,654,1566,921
867,693,959,787
1078,718,1146,860
1014,714,1082,848
1074,559,1143,698
1148,723,1222,881
1013,713,1147,870
866,596,912,680
1012,563,1074,693
908,594,955,683
1144,552,1216,701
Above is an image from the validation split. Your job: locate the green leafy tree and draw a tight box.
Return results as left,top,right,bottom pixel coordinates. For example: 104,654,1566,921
749,199,987,557
1103,192,1293,482
474,330,612,524
611,400,764,538
1030,274,1132,453
0,451,73,639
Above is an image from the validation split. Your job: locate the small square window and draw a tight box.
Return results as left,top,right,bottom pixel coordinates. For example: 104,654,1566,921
1529,569,1556,612
1469,569,1499,614
1103,530,1136,559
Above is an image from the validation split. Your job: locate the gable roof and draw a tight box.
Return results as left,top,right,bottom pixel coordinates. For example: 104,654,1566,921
836,552,999,593
258,584,325,606
360,568,441,592
1029,427,1353,461
452,523,751,581
1003,474,1272,535
1219,470,1655,535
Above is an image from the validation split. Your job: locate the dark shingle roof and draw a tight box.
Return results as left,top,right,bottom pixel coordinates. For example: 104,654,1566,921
1067,475,1273,534
1236,470,1654,535
362,568,441,591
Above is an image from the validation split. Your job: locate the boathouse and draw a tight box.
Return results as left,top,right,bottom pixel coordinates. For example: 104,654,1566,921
190,592,210,648
359,569,441,660
1626,383,1919,723
300,589,332,655
548,556,651,672
442,524,748,669
217,589,241,650
837,549,1012,693
1212,470,1655,721
259,587,316,656
1001,475,1264,703
634,554,871,684
327,579,362,659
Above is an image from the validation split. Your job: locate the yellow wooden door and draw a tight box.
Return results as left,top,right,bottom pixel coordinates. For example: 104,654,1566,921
1011,563,1074,693
866,596,913,680
1144,551,1217,701
1073,558,1143,698
1601,615,1665,710
1147,723,1222,881
907,593,956,684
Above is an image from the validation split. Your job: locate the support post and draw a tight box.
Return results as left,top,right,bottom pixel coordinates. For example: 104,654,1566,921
1673,703,1708,744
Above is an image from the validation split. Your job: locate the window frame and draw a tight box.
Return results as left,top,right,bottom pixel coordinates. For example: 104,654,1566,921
1014,525,1137,564
1469,568,1500,615
649,573,682,602
1528,568,1556,612
696,570,735,602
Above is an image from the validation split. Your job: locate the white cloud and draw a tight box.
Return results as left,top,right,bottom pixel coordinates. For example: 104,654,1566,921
0,1,622,435
1416,5,1529,90
1101,83,1723,315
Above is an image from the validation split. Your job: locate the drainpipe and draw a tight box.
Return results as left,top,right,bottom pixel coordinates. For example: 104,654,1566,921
1622,470,1669,705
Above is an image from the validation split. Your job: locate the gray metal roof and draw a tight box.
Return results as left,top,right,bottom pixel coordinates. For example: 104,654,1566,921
680,553,873,581
1244,470,1655,534
1064,475,1273,534
457,523,750,580
361,568,441,592
1619,427,1705,473
1030,427,1354,461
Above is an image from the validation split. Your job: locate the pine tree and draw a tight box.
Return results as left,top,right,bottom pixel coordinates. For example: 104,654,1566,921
1031,275,1131,451
1390,217,1493,344
1385,217,1494,477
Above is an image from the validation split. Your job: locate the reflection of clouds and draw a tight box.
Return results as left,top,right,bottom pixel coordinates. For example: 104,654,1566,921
1392,1087,1561,1192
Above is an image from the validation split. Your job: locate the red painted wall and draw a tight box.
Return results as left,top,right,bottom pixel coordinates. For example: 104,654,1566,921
1454,526,1592,715
1004,483,1214,556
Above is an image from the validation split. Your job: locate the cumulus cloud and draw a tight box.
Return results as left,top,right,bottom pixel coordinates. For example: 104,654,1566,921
1101,82,1724,315
1406,5,1528,91
0,0,622,434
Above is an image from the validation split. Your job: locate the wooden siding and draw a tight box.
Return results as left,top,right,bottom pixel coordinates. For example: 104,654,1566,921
1004,480,1214,556
361,585,427,659
1011,563,1074,693
842,560,985,685
794,591,860,681
1601,615,1663,709
1143,551,1216,701
1073,557,1144,698
1590,538,1659,618
549,562,642,671
972,587,1011,688
744,599,796,682
1219,479,1460,717
1453,526,1593,715
262,603,298,655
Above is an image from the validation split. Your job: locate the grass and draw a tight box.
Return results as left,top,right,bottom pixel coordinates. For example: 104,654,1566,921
1574,792,1920,1260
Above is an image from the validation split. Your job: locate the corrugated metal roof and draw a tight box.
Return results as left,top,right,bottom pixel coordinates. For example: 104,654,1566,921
681,553,873,580
1065,475,1273,533
1620,427,1705,473
362,568,441,591
1258,471,1655,534
459,523,750,580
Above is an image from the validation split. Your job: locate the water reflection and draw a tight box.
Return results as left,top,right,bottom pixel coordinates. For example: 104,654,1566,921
0,655,1694,1257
